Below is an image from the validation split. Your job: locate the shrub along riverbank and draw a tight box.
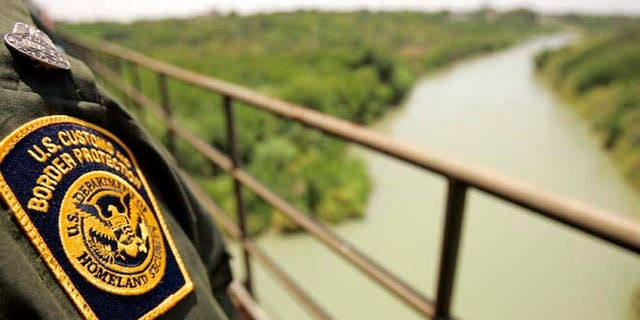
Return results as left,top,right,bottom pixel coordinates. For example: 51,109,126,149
536,16,640,192
62,10,549,234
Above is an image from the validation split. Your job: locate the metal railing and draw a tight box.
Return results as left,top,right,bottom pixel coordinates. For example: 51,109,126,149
61,35,640,320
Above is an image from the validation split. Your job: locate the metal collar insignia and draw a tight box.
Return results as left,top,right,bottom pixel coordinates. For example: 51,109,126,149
4,22,71,70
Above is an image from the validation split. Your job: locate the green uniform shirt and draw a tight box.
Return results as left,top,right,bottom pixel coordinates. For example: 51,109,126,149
0,1,234,319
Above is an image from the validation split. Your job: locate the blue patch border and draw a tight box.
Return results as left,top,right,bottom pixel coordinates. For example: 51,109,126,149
0,116,193,319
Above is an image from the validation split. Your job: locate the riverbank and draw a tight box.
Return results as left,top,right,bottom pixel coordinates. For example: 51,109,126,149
61,10,552,234
535,18,640,192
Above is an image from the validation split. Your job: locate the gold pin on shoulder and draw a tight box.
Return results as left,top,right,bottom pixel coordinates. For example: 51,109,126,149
4,22,71,70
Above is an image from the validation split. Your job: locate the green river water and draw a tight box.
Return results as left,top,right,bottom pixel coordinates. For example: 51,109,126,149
231,33,640,320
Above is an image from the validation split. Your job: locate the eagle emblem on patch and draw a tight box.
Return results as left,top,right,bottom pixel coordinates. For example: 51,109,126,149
0,116,192,319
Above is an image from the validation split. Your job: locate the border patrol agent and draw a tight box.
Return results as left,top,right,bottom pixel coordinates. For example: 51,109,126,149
0,1,235,319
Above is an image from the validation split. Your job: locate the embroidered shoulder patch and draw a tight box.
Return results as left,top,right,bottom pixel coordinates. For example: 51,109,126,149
0,116,193,319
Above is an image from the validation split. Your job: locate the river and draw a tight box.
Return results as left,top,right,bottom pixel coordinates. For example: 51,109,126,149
233,34,640,320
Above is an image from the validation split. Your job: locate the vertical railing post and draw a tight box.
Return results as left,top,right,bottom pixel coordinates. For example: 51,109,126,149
120,60,132,111
157,73,179,164
129,62,143,121
112,56,123,77
434,179,468,320
110,57,124,100
223,95,254,295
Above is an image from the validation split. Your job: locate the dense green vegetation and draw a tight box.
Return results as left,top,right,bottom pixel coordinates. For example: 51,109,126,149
62,10,548,234
536,18,640,191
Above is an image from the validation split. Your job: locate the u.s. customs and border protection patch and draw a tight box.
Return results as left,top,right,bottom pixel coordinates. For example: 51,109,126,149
0,116,193,319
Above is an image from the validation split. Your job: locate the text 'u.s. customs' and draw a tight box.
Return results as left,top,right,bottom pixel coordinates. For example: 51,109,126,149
27,128,142,214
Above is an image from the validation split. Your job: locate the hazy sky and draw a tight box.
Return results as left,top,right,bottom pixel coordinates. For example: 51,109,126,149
31,0,640,22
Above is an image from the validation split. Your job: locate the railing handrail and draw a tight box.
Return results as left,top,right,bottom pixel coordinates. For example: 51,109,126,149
60,34,640,320
66,35,640,254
